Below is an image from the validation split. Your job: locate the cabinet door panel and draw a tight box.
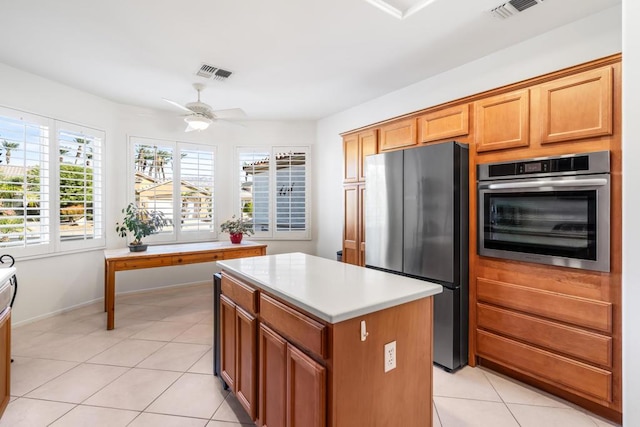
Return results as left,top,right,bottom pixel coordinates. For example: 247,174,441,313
379,118,416,151
538,67,613,144
0,309,10,417
343,134,358,183
259,324,287,427
418,104,469,143
286,345,326,427
475,89,529,152
359,130,377,181
236,306,257,420
220,295,236,391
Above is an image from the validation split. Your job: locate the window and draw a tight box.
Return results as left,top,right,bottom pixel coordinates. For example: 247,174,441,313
237,146,310,240
0,107,105,257
130,137,215,243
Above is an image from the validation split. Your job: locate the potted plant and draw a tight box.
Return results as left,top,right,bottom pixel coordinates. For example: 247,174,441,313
115,203,167,251
220,215,254,244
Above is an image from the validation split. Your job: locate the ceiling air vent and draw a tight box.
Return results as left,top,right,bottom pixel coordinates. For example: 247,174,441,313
490,0,544,19
195,63,233,81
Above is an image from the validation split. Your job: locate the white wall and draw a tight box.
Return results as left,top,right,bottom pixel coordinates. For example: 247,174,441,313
622,0,639,424
0,63,317,324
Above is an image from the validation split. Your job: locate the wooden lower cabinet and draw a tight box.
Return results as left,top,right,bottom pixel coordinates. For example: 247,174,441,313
220,294,259,421
236,306,258,420
259,324,326,427
287,344,326,427
259,324,287,427
0,309,10,418
343,183,366,266
220,294,237,391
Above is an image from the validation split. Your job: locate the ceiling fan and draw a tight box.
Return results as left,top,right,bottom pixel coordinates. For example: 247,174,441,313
163,83,246,132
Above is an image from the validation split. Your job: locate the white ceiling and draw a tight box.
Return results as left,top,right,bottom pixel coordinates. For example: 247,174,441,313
0,0,621,120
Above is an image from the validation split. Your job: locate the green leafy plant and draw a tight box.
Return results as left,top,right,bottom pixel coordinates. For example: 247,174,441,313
115,203,167,245
220,215,254,236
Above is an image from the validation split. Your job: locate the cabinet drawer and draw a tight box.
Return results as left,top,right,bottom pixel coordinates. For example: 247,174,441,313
260,294,327,359
477,278,612,333
477,303,612,367
224,248,265,260
477,330,612,402
222,274,258,314
172,252,222,265
112,257,172,271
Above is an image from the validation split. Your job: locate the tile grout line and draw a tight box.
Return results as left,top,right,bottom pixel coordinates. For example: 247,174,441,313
479,368,523,427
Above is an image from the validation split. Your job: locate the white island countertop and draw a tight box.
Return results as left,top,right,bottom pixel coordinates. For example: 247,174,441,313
217,252,442,324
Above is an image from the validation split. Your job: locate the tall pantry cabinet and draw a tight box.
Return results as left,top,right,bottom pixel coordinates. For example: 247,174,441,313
342,130,377,266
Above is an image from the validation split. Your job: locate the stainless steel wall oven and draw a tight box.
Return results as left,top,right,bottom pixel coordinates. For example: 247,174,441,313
477,151,610,272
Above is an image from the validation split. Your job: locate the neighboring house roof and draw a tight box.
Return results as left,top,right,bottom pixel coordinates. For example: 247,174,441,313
0,165,32,177
134,172,211,197
243,153,306,174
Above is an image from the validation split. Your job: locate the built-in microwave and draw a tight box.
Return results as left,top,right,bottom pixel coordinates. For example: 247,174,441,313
477,151,610,272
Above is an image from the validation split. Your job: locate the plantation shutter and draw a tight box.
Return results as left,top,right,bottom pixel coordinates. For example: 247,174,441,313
132,139,175,237
238,148,271,236
275,149,308,233
58,125,104,245
179,145,215,233
0,111,51,253
236,146,310,240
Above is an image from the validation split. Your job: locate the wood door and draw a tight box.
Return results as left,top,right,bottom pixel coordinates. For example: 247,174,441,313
343,185,359,265
286,344,326,427
343,134,359,183
358,184,366,266
0,309,10,417
418,103,469,143
259,323,287,427
475,89,530,152
536,67,613,145
358,130,377,182
220,294,236,391
379,118,416,151
236,306,258,421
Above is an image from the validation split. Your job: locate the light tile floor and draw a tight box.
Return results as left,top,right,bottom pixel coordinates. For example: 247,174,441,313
4,283,621,426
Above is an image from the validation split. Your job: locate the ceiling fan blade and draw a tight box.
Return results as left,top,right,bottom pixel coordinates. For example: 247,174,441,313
163,98,192,113
212,108,246,119
217,118,247,128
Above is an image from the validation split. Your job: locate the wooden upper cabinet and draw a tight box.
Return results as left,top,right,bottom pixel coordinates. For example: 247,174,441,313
359,130,377,181
418,104,469,143
343,134,359,183
379,118,417,151
343,130,377,183
475,89,530,152
536,67,613,145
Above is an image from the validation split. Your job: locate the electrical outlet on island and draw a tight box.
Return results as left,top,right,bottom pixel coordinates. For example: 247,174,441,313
384,341,397,373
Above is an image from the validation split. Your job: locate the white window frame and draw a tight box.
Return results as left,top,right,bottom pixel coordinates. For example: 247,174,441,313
235,145,311,240
128,136,217,244
0,106,106,259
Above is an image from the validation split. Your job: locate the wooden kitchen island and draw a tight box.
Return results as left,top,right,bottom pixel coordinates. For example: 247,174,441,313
217,252,442,427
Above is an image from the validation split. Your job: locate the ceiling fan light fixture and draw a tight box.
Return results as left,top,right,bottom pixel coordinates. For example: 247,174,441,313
184,115,212,130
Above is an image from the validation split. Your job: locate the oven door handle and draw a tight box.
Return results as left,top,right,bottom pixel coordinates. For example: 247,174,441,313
485,178,608,190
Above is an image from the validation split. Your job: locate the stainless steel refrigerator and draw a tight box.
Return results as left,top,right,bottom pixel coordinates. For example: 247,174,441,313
365,141,468,371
